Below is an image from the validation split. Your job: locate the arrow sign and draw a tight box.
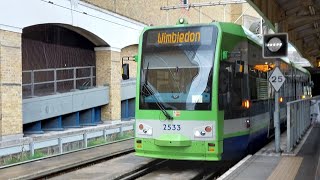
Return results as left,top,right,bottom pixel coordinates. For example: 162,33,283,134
269,67,285,92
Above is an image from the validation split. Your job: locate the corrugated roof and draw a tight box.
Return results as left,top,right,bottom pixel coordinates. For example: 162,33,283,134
247,0,320,69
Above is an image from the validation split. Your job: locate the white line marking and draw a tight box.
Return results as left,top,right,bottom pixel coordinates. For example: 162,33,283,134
217,155,252,180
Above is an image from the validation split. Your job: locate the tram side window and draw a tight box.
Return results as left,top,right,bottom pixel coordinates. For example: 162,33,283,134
218,58,246,119
249,68,268,100
219,38,248,119
248,42,268,101
249,68,257,100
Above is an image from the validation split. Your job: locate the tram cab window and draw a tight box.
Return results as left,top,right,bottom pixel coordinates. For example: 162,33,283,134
218,40,248,119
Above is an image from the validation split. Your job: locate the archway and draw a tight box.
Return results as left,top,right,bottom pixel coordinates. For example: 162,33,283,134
22,24,108,98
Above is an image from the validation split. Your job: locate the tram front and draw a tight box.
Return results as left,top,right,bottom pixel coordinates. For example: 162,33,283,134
134,24,223,161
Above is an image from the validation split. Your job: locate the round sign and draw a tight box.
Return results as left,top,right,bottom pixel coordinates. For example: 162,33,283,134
266,37,283,52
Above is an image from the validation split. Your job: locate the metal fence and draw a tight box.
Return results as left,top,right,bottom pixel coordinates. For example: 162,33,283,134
286,96,319,152
0,121,134,160
22,66,96,98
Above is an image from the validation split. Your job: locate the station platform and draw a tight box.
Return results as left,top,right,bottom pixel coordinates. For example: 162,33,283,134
220,122,320,180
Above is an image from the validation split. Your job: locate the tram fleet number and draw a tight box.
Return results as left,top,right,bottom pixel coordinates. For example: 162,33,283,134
163,124,181,131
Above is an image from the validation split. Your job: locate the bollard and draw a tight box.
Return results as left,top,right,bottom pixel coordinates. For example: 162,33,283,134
103,129,107,142
58,137,63,154
119,126,124,137
29,142,35,157
84,133,88,148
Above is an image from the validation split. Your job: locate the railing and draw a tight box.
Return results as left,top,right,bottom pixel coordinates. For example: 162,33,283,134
0,121,134,161
23,66,96,98
286,96,319,152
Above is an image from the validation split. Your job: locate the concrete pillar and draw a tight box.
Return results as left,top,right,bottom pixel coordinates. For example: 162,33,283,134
0,29,23,140
95,47,121,121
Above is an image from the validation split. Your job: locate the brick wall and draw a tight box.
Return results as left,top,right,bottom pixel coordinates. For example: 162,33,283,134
95,48,121,121
0,30,23,138
82,0,260,26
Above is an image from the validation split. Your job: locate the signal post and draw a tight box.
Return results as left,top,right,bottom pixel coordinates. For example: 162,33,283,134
263,30,288,153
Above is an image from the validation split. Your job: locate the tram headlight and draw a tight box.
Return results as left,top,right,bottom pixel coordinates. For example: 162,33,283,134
205,126,212,132
137,123,153,136
194,125,213,138
194,131,201,137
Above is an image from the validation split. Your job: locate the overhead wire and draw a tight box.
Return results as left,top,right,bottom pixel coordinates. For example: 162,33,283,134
40,0,144,31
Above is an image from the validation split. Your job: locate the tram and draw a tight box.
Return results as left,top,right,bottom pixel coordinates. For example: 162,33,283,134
134,19,312,160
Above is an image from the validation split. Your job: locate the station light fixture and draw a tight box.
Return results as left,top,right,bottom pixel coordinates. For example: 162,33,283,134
309,5,316,15
263,33,288,58
317,57,320,68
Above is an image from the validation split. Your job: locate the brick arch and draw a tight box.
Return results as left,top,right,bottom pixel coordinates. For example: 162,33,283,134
0,0,145,49
56,24,109,47
22,24,105,98
23,23,109,47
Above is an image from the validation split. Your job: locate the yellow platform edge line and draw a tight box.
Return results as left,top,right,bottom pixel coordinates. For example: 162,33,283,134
267,156,303,180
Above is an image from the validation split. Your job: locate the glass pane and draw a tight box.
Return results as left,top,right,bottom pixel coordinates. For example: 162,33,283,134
139,25,218,110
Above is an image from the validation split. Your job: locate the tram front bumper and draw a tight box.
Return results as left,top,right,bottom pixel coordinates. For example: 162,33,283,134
135,138,222,161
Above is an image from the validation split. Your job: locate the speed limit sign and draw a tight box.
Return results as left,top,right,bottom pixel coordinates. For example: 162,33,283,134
269,67,285,91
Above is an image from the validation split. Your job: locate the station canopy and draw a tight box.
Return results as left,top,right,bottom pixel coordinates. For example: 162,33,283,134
247,0,320,71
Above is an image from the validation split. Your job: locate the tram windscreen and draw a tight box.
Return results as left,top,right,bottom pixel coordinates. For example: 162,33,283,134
139,25,218,110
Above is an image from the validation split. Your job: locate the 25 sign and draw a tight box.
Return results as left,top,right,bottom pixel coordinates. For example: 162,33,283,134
270,75,284,83
269,67,285,92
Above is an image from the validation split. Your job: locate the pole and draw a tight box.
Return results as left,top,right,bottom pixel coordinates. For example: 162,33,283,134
274,23,281,153
274,61,281,153
260,17,263,35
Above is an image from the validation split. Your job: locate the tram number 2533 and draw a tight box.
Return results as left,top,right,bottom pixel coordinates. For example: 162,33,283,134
163,124,181,131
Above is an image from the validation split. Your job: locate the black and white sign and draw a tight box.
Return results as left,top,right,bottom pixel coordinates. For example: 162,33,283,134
263,33,288,58
269,67,285,91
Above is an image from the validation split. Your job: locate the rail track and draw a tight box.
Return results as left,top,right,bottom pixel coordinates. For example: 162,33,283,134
2,137,235,180
50,157,234,180
45,148,135,179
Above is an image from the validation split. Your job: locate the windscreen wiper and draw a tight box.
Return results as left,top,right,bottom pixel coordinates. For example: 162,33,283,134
142,84,173,120
142,62,173,120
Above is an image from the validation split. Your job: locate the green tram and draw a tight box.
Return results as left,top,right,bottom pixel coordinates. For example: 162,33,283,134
134,20,312,161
